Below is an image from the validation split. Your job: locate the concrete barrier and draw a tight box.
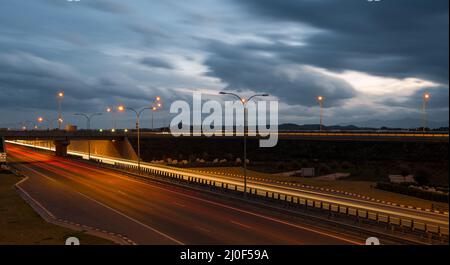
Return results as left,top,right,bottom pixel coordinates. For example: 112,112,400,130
401,219,413,229
390,217,401,226
368,212,378,221
427,224,439,234
413,222,426,231
330,205,339,212
348,208,357,216
358,210,368,219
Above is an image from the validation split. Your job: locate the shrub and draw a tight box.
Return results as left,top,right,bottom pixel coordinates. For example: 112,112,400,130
375,182,448,202
414,167,431,186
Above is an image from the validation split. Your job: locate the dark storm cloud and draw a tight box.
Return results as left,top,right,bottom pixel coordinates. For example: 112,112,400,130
0,0,448,128
384,86,449,110
204,41,357,107
44,0,131,14
85,0,131,14
140,57,174,70
0,52,156,113
238,0,449,83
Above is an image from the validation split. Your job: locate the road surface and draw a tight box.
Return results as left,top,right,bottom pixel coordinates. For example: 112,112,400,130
9,140,449,229
6,144,358,245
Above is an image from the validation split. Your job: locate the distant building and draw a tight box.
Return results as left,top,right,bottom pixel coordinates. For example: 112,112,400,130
65,124,77,132
389,174,416,184
301,168,315,177
278,168,315,177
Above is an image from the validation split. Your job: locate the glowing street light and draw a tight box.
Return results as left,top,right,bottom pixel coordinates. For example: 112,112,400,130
219,91,269,197
106,107,117,130
57,91,64,130
317,96,324,131
422,92,431,132
37,117,52,130
150,96,163,130
117,101,158,172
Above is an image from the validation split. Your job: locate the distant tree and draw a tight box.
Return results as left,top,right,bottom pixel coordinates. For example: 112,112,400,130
399,164,411,181
414,167,431,186
341,161,351,170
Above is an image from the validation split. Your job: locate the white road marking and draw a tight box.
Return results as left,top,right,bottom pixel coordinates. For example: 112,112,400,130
14,161,184,245
229,220,252,229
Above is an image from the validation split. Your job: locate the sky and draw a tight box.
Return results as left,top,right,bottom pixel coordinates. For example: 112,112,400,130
0,0,448,129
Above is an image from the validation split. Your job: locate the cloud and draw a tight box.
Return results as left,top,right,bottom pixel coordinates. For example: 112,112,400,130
204,41,357,107
140,57,174,70
383,86,449,110
0,0,448,128
84,0,132,14
237,0,449,84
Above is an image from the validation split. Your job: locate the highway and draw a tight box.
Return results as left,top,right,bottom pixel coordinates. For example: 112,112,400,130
8,140,449,230
6,144,359,245
62,146,450,228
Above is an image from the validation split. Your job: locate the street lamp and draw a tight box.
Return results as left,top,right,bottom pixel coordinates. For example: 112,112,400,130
150,96,162,130
117,105,153,172
37,117,50,130
219,91,269,197
317,96,325,130
422,92,431,132
106,107,118,131
57,91,64,130
73,112,102,160
317,96,324,131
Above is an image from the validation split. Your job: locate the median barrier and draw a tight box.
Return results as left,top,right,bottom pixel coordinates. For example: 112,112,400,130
8,141,449,242
348,208,357,216
368,212,378,221
401,219,413,229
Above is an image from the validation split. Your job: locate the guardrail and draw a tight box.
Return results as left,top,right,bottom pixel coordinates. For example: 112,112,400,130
7,140,449,241
110,160,449,240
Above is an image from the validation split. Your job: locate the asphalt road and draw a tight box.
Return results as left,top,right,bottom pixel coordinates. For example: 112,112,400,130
6,144,359,245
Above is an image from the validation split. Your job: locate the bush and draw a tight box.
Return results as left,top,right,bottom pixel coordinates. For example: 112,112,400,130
398,164,411,177
414,167,431,186
375,182,448,202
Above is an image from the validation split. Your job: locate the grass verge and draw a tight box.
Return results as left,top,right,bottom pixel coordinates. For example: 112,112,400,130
0,170,113,245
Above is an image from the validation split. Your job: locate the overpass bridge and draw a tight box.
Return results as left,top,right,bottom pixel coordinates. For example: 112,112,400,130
1,130,448,156
1,130,126,156
0,130,125,141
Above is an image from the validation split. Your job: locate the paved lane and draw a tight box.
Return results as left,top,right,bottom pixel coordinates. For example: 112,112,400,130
7,144,358,245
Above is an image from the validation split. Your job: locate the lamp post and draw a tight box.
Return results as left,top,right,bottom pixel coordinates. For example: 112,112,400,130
317,96,324,131
219,91,269,197
117,105,152,172
21,120,36,131
73,112,102,160
422,92,430,132
57,92,64,130
37,117,59,149
37,117,57,130
151,96,162,130
106,107,117,131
